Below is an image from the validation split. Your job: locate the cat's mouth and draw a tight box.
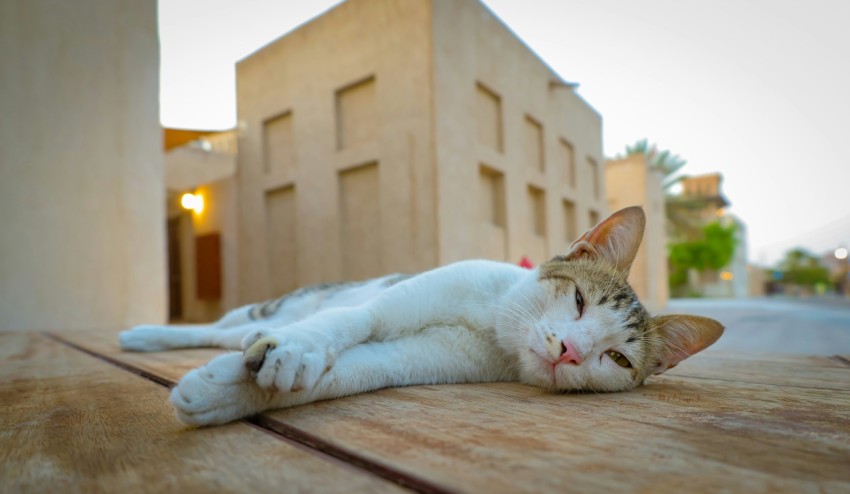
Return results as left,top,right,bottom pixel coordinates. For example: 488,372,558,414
530,349,552,364
529,350,562,388
530,349,560,374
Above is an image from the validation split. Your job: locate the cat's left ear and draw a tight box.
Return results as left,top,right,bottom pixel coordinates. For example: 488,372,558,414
565,206,646,274
649,315,724,375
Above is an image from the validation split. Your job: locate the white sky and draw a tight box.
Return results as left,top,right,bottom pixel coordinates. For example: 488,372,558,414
159,0,850,267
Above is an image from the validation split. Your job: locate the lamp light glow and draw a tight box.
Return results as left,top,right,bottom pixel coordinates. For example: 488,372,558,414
181,193,204,214
836,247,848,260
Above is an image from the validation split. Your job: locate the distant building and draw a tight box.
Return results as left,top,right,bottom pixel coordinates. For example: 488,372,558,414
231,0,608,306
162,128,238,322
670,173,730,234
605,155,668,312
668,173,748,298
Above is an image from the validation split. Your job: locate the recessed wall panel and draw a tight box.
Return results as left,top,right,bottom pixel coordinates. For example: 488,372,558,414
265,186,297,295
476,83,502,152
336,77,377,150
524,116,544,173
339,162,381,280
478,164,507,260
559,138,575,186
263,112,295,175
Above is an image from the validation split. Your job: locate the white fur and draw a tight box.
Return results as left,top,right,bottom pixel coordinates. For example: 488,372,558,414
121,260,638,426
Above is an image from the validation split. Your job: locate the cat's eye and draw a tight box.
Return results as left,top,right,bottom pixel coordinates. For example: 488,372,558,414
605,350,632,368
575,288,584,317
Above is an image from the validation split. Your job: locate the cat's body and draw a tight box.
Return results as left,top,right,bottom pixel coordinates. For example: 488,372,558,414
120,207,723,426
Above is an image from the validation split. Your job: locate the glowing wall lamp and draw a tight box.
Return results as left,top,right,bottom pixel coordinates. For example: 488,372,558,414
181,192,204,214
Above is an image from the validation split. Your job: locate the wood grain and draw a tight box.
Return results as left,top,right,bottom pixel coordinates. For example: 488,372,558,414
0,333,404,493
56,328,222,383
55,329,850,493
667,351,850,390
262,379,850,493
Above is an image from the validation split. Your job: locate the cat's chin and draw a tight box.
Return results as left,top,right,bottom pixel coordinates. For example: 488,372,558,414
519,356,641,393
518,356,569,391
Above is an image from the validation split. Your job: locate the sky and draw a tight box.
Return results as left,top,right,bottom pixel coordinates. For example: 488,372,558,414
159,0,850,267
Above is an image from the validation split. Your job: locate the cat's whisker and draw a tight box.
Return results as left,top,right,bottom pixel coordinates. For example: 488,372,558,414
469,301,535,326
516,291,544,321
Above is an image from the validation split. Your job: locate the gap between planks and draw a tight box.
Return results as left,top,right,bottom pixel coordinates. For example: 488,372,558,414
43,332,454,494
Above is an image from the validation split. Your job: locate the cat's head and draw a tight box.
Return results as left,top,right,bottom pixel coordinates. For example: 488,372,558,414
499,206,723,393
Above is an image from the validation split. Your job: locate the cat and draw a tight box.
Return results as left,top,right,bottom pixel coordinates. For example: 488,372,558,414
120,206,723,426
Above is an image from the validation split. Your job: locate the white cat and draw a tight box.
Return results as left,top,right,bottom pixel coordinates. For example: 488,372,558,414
120,206,723,426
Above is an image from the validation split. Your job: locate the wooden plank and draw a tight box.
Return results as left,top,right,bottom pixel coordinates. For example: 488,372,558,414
666,351,850,390
56,328,222,384
260,379,850,493
0,333,405,493
57,330,850,492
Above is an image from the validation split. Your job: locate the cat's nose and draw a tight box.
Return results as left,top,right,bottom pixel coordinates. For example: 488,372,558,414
558,339,583,365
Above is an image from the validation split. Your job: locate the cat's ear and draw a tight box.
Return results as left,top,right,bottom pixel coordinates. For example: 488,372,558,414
648,315,724,375
565,206,646,274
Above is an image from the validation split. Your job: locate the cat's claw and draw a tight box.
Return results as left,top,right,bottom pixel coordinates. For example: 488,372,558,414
243,336,278,374
242,331,332,393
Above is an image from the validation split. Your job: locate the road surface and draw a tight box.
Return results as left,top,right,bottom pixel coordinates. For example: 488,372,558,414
665,297,850,355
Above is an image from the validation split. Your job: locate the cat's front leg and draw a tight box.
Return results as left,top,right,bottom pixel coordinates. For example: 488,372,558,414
170,307,373,427
239,306,374,393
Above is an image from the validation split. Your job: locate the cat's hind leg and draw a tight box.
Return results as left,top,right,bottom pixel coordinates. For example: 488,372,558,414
119,324,257,352
119,306,258,352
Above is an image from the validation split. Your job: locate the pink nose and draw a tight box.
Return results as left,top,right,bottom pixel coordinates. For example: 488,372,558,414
559,340,582,365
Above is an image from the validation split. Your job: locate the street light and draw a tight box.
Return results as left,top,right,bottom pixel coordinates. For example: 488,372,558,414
836,247,848,260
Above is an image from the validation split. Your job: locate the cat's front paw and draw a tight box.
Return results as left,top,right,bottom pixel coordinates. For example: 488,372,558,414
171,353,271,426
241,330,333,393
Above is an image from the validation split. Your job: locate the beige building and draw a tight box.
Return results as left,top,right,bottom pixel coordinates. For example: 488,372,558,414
605,155,668,312
0,0,165,331
233,0,607,305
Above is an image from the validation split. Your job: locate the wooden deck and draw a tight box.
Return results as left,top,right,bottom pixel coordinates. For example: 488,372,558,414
2,330,848,493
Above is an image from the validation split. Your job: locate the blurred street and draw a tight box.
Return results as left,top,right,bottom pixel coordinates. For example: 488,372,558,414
666,297,850,355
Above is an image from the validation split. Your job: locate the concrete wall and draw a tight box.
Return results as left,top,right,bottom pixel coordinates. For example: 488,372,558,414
236,0,437,303
0,0,165,330
431,0,607,266
605,155,668,312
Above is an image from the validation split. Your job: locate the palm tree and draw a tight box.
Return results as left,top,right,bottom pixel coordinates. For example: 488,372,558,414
617,139,697,238
618,139,688,192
